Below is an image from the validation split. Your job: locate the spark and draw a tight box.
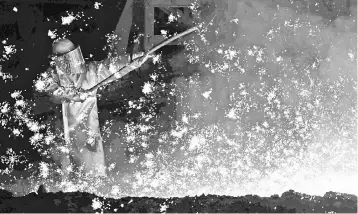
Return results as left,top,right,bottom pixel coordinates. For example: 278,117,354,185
188,135,205,151
152,54,161,64
168,13,177,23
92,198,103,210
39,162,49,178
48,29,57,39
149,73,159,82
226,108,238,119
15,100,26,108
202,89,212,99
0,102,10,114
94,2,103,9
61,15,76,25
3,45,16,60
61,11,83,25
142,82,154,94
34,80,46,91
230,18,239,23
12,129,21,136
348,52,355,61
10,91,21,99
161,30,168,36
160,203,169,212
182,114,189,124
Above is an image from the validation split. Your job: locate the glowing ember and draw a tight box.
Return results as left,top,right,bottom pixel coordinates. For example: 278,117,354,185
94,2,103,10
47,29,57,39
142,82,154,94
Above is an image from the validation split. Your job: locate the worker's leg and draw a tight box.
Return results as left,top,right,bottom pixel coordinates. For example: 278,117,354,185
68,128,107,178
50,146,72,180
75,146,107,178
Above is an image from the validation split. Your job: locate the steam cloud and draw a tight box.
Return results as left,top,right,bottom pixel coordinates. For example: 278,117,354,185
159,0,357,197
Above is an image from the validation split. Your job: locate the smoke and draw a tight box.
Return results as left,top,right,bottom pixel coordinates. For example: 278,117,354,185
92,0,357,198
158,0,357,196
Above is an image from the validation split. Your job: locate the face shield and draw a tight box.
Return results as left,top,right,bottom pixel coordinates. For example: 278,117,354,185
51,46,86,74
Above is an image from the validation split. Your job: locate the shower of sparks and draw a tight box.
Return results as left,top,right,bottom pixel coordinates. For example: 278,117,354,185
0,0,357,199
152,54,161,65
2,45,16,60
48,29,58,39
61,15,76,25
61,11,84,25
92,197,104,210
168,13,177,23
142,82,154,95
0,65,13,81
94,2,103,10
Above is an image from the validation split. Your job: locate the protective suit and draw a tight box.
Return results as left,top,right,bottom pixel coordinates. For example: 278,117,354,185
38,45,142,178
34,0,142,180
34,0,151,180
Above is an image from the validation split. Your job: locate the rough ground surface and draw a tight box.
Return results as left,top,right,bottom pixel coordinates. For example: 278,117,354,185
0,189,356,213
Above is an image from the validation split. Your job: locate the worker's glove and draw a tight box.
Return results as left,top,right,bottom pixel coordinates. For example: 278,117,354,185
69,88,90,103
66,86,78,97
79,91,90,102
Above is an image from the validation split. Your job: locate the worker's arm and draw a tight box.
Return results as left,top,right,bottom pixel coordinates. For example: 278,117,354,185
35,68,83,103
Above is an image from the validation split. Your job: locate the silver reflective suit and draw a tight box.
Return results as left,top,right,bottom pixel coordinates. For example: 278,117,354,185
37,0,137,179
41,46,133,178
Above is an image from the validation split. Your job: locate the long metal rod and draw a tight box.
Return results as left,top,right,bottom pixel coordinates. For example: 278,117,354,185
145,26,199,56
87,13,217,93
87,26,199,93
